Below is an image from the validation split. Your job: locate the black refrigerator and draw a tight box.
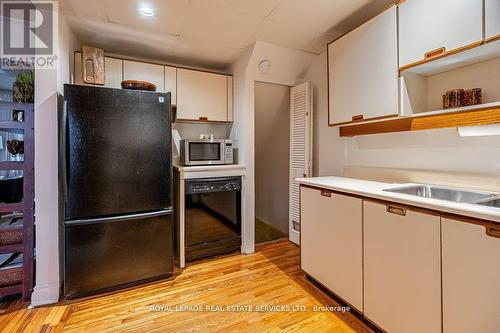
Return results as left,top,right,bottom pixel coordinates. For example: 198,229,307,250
61,84,173,298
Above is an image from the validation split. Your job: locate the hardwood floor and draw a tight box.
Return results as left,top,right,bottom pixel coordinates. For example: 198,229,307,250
0,240,375,333
255,218,288,244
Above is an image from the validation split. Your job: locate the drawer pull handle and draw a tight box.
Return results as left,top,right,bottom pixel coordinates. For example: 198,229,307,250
320,190,331,198
199,116,208,121
386,205,406,216
486,226,500,239
352,115,364,121
424,47,446,59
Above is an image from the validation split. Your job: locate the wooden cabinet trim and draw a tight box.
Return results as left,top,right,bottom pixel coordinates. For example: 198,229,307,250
329,114,399,127
399,41,483,72
485,34,500,44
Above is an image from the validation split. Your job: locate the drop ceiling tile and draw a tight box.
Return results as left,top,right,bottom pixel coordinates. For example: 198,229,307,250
254,19,320,51
101,0,190,36
182,1,264,49
207,0,282,16
268,0,370,33
60,0,106,22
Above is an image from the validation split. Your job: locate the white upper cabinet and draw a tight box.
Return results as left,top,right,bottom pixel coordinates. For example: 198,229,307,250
164,66,177,105
442,218,500,333
123,60,165,92
328,5,398,125
364,201,441,333
177,68,228,122
103,57,123,89
399,0,483,69
485,0,500,41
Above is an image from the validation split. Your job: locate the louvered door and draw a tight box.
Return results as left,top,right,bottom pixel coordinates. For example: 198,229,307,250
289,82,313,245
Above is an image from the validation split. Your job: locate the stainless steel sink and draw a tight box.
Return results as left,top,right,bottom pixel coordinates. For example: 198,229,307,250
383,185,497,204
477,198,500,208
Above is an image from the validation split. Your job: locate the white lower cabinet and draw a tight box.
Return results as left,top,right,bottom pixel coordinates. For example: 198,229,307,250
442,218,500,333
300,186,363,311
363,201,441,333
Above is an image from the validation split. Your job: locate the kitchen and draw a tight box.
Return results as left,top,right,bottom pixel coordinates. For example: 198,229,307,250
0,0,499,332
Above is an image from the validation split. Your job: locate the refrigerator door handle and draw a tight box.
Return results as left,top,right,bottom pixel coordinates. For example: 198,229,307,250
64,209,173,226
61,99,69,201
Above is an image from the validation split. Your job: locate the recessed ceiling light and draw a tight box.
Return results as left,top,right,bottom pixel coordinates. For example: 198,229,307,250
138,6,155,17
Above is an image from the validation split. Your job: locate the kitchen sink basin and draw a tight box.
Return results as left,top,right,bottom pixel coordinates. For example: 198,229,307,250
477,199,500,208
383,185,497,204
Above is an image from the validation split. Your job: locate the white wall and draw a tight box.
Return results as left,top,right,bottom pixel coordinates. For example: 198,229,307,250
254,82,290,234
32,8,80,306
303,51,346,177
230,41,315,252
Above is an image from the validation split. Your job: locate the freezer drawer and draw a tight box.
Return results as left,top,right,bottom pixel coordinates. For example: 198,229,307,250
64,210,173,298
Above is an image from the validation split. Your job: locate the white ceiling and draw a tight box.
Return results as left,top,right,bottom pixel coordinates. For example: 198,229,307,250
60,0,395,70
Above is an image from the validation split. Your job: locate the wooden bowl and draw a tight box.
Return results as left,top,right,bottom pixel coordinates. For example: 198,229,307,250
121,80,156,91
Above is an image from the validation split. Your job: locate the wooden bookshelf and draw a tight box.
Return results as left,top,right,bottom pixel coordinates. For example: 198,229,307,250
339,104,500,137
0,101,35,301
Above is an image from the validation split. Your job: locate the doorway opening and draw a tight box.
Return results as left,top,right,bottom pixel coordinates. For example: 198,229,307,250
254,81,290,244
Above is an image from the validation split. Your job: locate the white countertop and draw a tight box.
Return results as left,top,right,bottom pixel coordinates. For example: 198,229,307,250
296,176,500,224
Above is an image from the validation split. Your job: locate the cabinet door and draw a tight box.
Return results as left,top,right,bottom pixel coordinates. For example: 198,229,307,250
177,68,228,122
164,66,177,105
328,6,398,125
442,218,500,333
363,201,441,333
485,0,500,41
399,0,483,68
104,57,123,89
300,186,363,311
123,60,165,92
227,76,234,122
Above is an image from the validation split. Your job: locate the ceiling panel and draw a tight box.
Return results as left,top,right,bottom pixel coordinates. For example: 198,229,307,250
101,0,190,36
209,0,282,16
181,1,264,48
60,0,106,22
255,20,320,51
268,0,371,33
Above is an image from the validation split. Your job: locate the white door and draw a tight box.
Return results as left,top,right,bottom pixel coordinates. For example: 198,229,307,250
328,5,398,124
399,0,483,68
364,201,442,333
289,82,312,244
442,218,500,333
123,60,165,92
300,187,363,311
176,68,228,122
485,0,500,41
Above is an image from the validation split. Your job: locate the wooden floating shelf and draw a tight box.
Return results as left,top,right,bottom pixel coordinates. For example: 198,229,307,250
340,104,500,137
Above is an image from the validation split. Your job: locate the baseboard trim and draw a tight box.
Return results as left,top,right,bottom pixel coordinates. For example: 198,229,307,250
30,284,60,307
289,230,300,245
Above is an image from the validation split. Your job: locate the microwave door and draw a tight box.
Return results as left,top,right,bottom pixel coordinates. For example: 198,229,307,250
187,142,224,165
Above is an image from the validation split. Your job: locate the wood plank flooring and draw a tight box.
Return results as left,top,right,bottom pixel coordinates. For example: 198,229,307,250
255,218,288,244
0,240,375,333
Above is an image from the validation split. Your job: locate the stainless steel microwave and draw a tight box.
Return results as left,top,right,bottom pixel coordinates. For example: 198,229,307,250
180,139,233,166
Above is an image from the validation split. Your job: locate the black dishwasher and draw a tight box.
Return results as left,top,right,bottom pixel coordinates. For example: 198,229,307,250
185,177,241,261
